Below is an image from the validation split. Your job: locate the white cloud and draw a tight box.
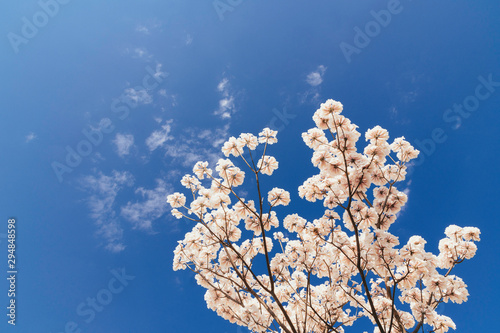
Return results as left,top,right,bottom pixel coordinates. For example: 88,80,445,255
146,120,174,151
196,124,229,148
216,97,235,119
164,144,210,167
80,171,134,252
214,77,236,119
157,89,177,107
306,65,327,86
90,152,105,164
123,87,153,105
25,132,36,143
132,47,152,60
106,243,126,253
306,73,322,86
163,124,229,167
185,34,193,45
151,63,167,81
136,25,150,34
119,64,166,109
135,20,162,35
121,179,172,230
396,182,412,218
218,78,229,92
113,133,134,157
299,89,321,105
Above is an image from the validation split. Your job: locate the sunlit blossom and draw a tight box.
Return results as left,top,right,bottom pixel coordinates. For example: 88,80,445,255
166,99,479,333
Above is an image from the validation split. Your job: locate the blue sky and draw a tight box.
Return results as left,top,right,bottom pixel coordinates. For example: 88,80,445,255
1,0,499,332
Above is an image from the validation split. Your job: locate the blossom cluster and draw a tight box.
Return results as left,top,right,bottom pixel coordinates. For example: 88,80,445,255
167,100,480,333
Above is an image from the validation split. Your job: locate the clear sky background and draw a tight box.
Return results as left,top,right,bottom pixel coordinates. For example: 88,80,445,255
1,0,499,332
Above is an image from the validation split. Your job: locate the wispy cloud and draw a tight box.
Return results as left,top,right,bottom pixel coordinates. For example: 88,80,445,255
25,132,36,143
157,88,177,107
396,180,412,218
113,133,134,157
164,145,216,167
299,65,327,104
163,124,228,167
196,124,229,148
299,90,321,105
136,25,150,34
123,87,153,105
306,65,327,87
386,71,425,124
121,63,166,107
121,179,172,230
135,20,162,35
185,34,193,45
80,171,134,253
214,77,236,119
131,47,152,60
146,120,174,151
90,152,105,164
151,63,167,81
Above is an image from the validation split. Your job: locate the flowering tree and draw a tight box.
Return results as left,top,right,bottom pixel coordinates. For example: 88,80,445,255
167,100,480,333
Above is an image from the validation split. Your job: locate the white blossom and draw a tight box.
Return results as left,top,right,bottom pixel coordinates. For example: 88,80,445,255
166,99,480,333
